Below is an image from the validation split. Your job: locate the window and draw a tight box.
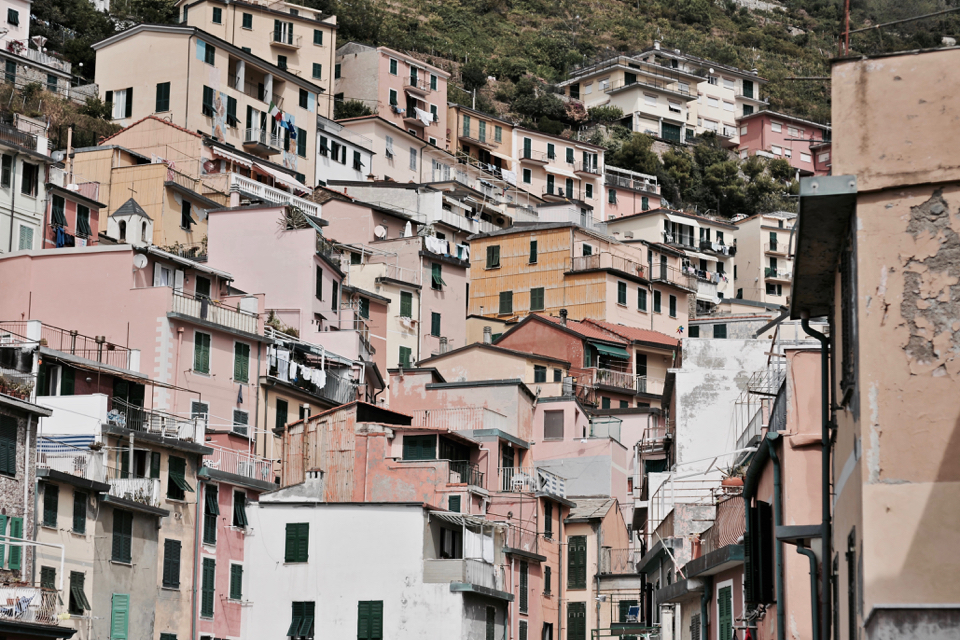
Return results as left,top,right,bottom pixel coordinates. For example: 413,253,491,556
543,501,553,539
228,563,243,601
77,205,91,237
714,324,727,339
201,557,215,617
203,485,218,545
430,312,441,337
608,188,617,204
332,281,339,310
653,290,661,313
7,8,18,24
402,434,436,460
167,456,193,500
73,490,87,533
529,240,538,263
617,281,627,305
285,523,309,562
547,143,555,160
409,147,417,171
1,154,11,188
486,607,496,640
287,601,316,639
543,410,564,440
840,231,857,397
582,244,592,257
40,567,56,591
771,121,782,133
499,290,513,314
298,88,309,110
334,63,341,79
568,602,586,640
568,535,586,588
448,494,461,512
231,490,249,528
162,539,181,588
3,60,14,84
400,291,413,318
530,287,544,311
638,287,647,311
389,58,398,75
359,297,369,319
111,594,129,640
718,585,733,640
784,147,792,158
553,368,562,382
180,200,193,230
520,561,529,613
43,484,58,527
486,245,500,268
707,96,719,109
689,325,700,338
233,342,251,383
313,29,323,45
69,571,90,614
194,332,211,373
191,401,209,429
522,168,532,184
21,163,38,196
204,43,215,65
534,365,546,383
112,509,133,563
431,263,445,290
212,7,222,22
201,85,214,117
233,409,248,436
669,295,677,317
357,601,383,640
800,152,811,163
585,183,593,199
278,55,287,70
601,396,611,409
478,121,486,142
242,12,252,28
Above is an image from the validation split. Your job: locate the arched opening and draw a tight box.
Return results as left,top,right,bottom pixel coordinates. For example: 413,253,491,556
118,220,127,242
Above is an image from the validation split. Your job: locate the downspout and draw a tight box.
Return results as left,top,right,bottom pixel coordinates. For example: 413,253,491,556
699,575,712,640
801,314,831,640
24,414,32,576
768,435,785,640
595,522,601,640
796,545,820,640
557,516,563,639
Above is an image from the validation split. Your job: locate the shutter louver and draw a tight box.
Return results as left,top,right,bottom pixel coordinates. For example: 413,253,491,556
111,593,130,639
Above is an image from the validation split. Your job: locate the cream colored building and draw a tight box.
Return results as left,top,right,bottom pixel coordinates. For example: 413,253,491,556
513,127,606,218
92,24,321,185
447,103,515,176
733,210,794,306
177,0,337,118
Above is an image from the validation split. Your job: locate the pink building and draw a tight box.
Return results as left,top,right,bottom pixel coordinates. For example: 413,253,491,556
42,184,105,249
736,110,832,176
603,166,663,220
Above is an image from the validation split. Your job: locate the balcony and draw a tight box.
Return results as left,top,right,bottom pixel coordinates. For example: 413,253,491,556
270,32,302,49
37,447,106,483
764,242,787,256
424,558,504,592
0,584,62,626
650,264,698,292
0,121,37,152
428,207,500,235
406,77,432,96
519,150,549,165
699,240,735,256
574,161,601,176
203,443,274,484
600,547,639,574
225,173,320,218
266,347,358,405
636,375,665,396
107,397,203,442
411,407,509,431
571,253,646,279
535,207,607,234
371,262,422,287
498,466,566,498
449,460,484,487
458,131,498,149
242,127,283,155
589,416,622,441
638,424,669,453
764,267,792,283
605,76,695,100
605,171,658,194
171,290,260,336
590,367,635,391
107,467,163,508
0,320,136,369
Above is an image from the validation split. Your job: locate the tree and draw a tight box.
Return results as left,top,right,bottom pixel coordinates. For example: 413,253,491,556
768,158,795,183
588,105,624,124
537,116,564,135
609,133,662,176
334,99,373,120
460,60,487,92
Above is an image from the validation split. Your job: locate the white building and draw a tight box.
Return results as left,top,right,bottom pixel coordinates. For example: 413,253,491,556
243,482,512,640
0,115,54,254
316,115,374,185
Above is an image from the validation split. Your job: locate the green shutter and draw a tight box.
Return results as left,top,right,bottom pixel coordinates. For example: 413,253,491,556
275,399,289,429
233,491,248,527
194,333,210,373
530,240,537,263
112,510,132,563
531,287,544,311
230,564,243,600
568,535,586,589
111,593,130,639
150,452,161,479
159,635,177,640
40,566,56,589
403,434,436,461
0,415,16,475
400,291,412,318
618,281,627,305
719,586,733,640
431,312,441,337
485,606,495,640
486,245,500,268
285,523,309,562
43,483,59,527
499,290,513,314
300,601,316,636
61,367,75,395
448,495,461,512
399,346,412,368
201,557,215,617
288,601,305,636
0,514,7,567
168,456,194,494
519,561,528,612
8,516,23,569
73,490,87,533
568,602,586,640
519,621,527,640
431,263,445,288
70,571,90,612
162,539,181,588
234,342,250,382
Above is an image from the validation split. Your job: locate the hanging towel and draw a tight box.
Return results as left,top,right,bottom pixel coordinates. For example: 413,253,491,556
289,361,299,380
414,107,433,127
315,370,326,389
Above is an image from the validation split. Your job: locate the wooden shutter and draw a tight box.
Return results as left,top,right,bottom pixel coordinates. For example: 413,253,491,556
431,312,441,337
73,491,87,533
233,491,248,527
357,601,371,639
485,606,496,640
0,415,16,475
286,523,308,562
163,539,181,588
544,502,553,538
448,495,461,512
150,452,161,479
201,557,215,617
112,510,131,563
568,536,586,589
544,566,551,594
567,602,586,640
719,586,733,640
400,291,412,318
8,516,23,569
40,565,56,589
43,483,58,527
288,601,305,636
519,620,527,640
530,240,537,262
230,564,243,600
301,601,316,637
297,523,309,562
234,342,250,382
0,514,6,565
519,561,528,612
499,290,512,314
111,593,130,639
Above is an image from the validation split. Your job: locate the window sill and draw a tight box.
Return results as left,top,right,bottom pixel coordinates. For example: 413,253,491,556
485,265,501,270
40,523,57,530
165,497,190,504
110,560,133,567
161,585,180,591
70,529,86,537
202,541,217,547
638,309,648,314
616,303,627,308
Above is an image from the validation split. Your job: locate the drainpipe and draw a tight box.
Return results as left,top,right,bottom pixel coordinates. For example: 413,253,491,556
768,435,785,640
699,575,712,640
795,545,820,640
800,314,831,640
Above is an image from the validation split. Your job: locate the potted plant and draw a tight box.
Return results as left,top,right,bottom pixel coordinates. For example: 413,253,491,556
721,464,745,487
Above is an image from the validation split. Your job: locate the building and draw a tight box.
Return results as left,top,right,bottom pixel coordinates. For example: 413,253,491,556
732,211,795,306
558,42,768,147
447,103,515,178
467,222,695,334
316,115,374,184
335,43,449,144
603,166,664,219
177,0,338,119
41,182,105,250
92,25,323,186
514,127,606,218
736,110,831,176
0,114,55,254
790,46,960,640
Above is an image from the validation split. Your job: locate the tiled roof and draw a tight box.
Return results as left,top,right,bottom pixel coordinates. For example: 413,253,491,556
566,496,616,520
100,115,202,145
581,319,680,348
533,314,628,345
110,198,152,220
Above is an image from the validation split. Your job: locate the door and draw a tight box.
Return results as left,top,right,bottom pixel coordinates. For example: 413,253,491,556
625,72,637,85
619,599,639,640
567,602,586,640
659,255,668,280
546,174,554,195
636,354,648,392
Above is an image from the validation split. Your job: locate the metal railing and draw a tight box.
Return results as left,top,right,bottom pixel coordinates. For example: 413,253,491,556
648,477,716,535
271,32,302,48
569,253,647,279
407,77,431,93
636,375,665,395
764,267,793,280
203,443,274,483
230,173,320,217
374,262,421,286
107,397,202,441
600,547,638,574
590,417,622,442
106,466,163,508
764,242,786,254
638,424,668,453
700,240,735,256
604,172,658,193
651,264,698,291
591,367,635,390
736,407,766,451
0,321,133,369
171,290,259,335
0,121,37,151
449,460,484,487
605,76,694,97
243,127,283,151
574,161,601,175
411,407,509,431
0,584,61,625
36,448,106,483
231,78,282,106
520,149,549,163
498,466,566,497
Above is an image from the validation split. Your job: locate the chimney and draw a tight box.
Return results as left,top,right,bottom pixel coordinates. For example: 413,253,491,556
559,309,568,326
483,327,492,344
440,337,449,353
653,41,661,50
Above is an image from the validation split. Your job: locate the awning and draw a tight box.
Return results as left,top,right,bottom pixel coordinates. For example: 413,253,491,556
665,213,699,229
430,512,506,528
490,151,513,163
591,342,630,359
253,162,310,191
211,146,253,168
38,435,95,454
683,250,717,262
545,166,577,179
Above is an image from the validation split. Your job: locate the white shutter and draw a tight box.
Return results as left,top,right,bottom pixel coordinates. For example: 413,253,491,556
153,263,162,287
18,225,33,250
174,269,185,294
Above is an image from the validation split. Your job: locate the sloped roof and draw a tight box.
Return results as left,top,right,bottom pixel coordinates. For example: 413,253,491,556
533,314,628,345
416,342,571,368
100,114,202,145
110,198,152,220
581,319,680,349
566,496,616,521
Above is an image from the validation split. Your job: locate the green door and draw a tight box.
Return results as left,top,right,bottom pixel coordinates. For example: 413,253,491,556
661,123,682,143
718,585,733,640
567,602,586,640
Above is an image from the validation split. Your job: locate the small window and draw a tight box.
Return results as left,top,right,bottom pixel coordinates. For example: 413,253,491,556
288,601,316,639
162,539,181,588
212,7,222,23
553,368,562,382
669,295,677,318
529,240,538,263
389,59,398,75
357,601,383,640
7,8,19,25
112,509,133,563
714,324,727,339
534,365,546,383
522,168,532,184
20,163,39,196
499,290,513,315
201,557,215,617
313,29,323,45
530,287,544,311
638,287,647,312
400,291,412,318
43,484,59,528
582,244,592,257
543,410,564,440
285,523,309,562
278,55,287,70
608,189,617,204
233,490,248,527
617,282,627,305
334,63,341,79
771,122,782,133
155,82,171,112
448,495,461,512
242,13,252,28
204,43,216,65
312,63,322,79
229,564,243,600
193,332,211,374
167,456,194,500
69,571,91,614
431,263,445,290
486,245,500,269
689,325,700,338
203,485,218,545
73,490,87,533
399,345,412,368
653,290,662,313
430,312,441,337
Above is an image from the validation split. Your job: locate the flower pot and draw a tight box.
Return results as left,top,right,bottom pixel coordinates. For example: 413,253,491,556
721,476,744,487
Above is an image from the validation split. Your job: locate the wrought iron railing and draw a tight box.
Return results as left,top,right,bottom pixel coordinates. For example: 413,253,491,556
651,264,698,291
36,447,106,483
0,584,61,625
0,321,133,369
243,128,283,151
411,407,508,431
449,460,484,487
107,397,202,442
498,466,566,497
106,466,163,508
203,443,274,483
171,291,259,335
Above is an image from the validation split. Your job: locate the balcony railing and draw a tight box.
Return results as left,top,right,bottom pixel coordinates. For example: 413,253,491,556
36,447,106,483
270,32,302,48
498,466,566,497
243,127,283,152
19,47,72,73
107,397,203,442
574,161,601,175
229,173,320,217
604,172,658,193
106,467,163,508
0,121,37,151
449,460,484,487
638,424,668,453
407,77,432,93
605,76,694,97
592,367,635,390
373,262,422,287
764,242,786,255
700,240,735,256
764,267,793,281
651,264,698,291
589,417,622,442
519,150,549,163
0,320,134,369
636,375,665,395
600,547,639,574
411,407,509,431
171,291,260,335
424,558,504,591
0,584,61,625
428,208,500,235
203,443,274,483
648,478,716,534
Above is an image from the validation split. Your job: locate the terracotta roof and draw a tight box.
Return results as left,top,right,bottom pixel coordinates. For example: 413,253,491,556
581,319,679,348
532,314,628,345
417,342,572,368
100,115,202,145
565,496,616,521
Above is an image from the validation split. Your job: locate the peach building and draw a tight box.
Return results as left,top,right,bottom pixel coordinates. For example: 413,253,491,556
335,43,449,144
736,110,831,176
733,210,795,306
603,165,663,220
791,46,960,640
93,25,321,185
447,103,515,178
177,0,337,118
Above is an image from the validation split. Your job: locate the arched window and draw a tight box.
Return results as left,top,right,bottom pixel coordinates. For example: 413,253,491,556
118,220,127,242
142,222,147,243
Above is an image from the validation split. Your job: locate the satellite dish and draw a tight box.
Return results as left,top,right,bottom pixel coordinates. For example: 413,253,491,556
709,68,715,74
374,225,387,239
133,254,148,270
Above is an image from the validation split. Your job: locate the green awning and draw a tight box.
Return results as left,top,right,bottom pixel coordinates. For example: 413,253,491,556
592,343,630,359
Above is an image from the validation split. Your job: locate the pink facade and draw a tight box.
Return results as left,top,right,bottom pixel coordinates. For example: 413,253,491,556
374,47,448,143
736,110,831,176
42,186,104,250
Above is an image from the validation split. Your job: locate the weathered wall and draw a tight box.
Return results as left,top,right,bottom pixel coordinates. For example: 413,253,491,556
0,404,36,583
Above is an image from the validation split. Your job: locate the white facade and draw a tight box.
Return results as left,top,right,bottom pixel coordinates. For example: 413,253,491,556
0,146,52,255
316,115,375,185
243,487,510,640
0,0,32,49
